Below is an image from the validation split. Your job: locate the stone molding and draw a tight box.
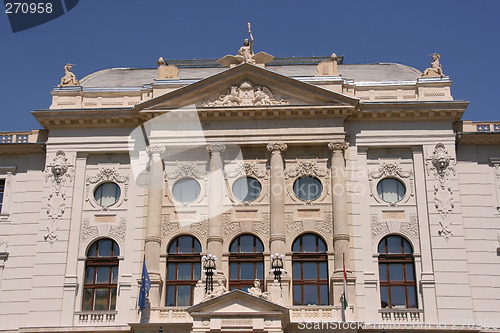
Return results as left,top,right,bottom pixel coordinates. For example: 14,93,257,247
145,236,162,244
332,234,350,242
206,144,226,155
207,236,224,243
266,143,288,154
269,234,286,242
426,143,456,239
146,145,165,157
328,141,349,152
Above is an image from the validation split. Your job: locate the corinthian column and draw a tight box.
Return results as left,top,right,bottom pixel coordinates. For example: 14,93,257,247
206,144,226,266
267,143,288,255
328,141,350,274
145,145,165,307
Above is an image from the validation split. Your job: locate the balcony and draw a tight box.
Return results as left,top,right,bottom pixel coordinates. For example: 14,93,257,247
379,308,423,322
290,305,344,322
0,130,48,154
75,311,117,325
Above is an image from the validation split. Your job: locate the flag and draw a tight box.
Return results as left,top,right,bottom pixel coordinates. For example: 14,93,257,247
342,254,348,311
138,258,151,311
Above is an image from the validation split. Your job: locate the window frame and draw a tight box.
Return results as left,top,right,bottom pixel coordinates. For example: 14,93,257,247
376,177,407,204
171,177,202,204
231,176,262,202
378,235,418,309
291,233,329,305
82,238,120,311
93,181,122,208
228,234,264,292
165,235,201,306
292,176,323,202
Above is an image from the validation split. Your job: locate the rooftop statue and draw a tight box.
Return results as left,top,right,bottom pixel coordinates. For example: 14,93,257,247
58,64,79,87
422,53,444,78
218,23,274,67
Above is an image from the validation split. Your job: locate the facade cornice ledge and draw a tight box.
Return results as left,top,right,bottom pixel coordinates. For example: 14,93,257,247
141,105,355,120
457,132,500,145
0,143,45,154
32,108,142,129
355,100,468,121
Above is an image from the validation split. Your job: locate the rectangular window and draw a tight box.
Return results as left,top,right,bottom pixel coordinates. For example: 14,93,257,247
0,179,5,213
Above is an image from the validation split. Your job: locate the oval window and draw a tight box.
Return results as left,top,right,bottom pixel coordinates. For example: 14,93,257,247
293,176,323,201
377,178,406,203
172,178,201,203
94,182,121,207
232,177,262,202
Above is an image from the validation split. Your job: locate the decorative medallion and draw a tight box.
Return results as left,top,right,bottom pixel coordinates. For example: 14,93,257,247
285,160,328,179
165,163,206,180
202,81,289,107
86,168,129,202
225,162,267,179
368,160,414,197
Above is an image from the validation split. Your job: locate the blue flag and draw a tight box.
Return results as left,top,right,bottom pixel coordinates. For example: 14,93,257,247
138,258,151,311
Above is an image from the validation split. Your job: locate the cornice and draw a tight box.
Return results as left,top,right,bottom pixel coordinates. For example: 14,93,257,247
0,143,45,154
457,132,500,145
32,107,142,129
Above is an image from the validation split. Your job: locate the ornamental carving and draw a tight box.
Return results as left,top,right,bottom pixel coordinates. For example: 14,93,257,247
400,214,420,247
44,151,73,245
315,213,333,238
426,143,456,240
225,162,267,179
328,141,349,152
252,214,270,238
190,219,208,239
202,81,289,107
146,145,166,157
371,215,389,240
285,160,328,179
285,213,302,235
109,218,127,244
206,144,226,155
165,163,207,180
86,168,129,202
267,143,287,154
223,214,241,237
80,218,98,246
368,160,414,197
161,215,179,240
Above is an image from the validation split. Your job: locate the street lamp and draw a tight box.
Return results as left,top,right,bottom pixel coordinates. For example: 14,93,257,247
270,253,284,287
202,254,217,293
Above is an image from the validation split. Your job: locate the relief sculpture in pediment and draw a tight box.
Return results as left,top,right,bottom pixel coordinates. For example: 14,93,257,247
202,81,289,107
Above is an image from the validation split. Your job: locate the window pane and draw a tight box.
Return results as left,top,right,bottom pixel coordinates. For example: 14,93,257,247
406,286,418,308
230,263,238,279
303,262,318,280
293,285,302,305
88,243,97,257
178,236,192,253
94,288,109,310
99,239,112,257
233,177,262,202
85,267,95,284
193,239,201,253
301,234,316,252
95,183,121,207
293,176,322,201
109,288,117,310
403,239,412,254
176,285,191,306
380,286,389,308
240,263,254,280
112,266,118,283
240,286,251,293
177,263,192,280
319,284,329,305
389,264,404,281
229,239,238,253
386,236,402,254
96,267,111,284
256,262,263,280
378,239,386,254
292,238,300,252
390,286,406,307
172,178,200,203
319,262,327,279
379,264,387,281
82,289,93,311
239,235,253,252
168,239,177,253
377,178,405,203
166,285,175,306
167,263,176,280
255,238,264,252
193,263,201,280
405,263,415,281
293,262,301,280
303,285,319,305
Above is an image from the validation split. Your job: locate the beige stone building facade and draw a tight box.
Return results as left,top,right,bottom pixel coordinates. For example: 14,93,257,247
0,51,499,333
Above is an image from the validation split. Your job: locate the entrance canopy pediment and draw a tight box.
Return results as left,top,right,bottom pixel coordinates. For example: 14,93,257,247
136,63,358,112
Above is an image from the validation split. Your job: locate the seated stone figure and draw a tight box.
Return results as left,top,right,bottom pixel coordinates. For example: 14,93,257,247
248,279,271,300
422,53,444,78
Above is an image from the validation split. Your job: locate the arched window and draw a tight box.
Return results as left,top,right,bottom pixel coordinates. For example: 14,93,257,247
166,235,201,306
292,233,329,305
378,235,417,309
229,234,264,292
83,238,120,311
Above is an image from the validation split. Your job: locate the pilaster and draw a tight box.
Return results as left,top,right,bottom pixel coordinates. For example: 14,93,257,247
207,144,226,265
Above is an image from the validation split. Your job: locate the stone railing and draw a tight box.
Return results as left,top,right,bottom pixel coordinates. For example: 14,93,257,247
154,307,193,323
76,311,117,325
459,121,500,133
289,305,342,322
379,308,423,321
0,130,48,144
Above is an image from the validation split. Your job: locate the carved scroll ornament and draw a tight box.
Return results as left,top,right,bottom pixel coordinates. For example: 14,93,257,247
202,81,289,107
368,160,414,198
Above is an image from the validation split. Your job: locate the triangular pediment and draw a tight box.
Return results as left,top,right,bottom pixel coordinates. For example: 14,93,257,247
136,63,358,111
186,289,288,315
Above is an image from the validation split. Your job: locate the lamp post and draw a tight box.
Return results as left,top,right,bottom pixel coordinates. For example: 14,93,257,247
202,254,217,293
270,253,284,287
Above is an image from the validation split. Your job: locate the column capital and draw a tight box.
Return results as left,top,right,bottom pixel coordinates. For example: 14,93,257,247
146,145,165,157
267,143,288,154
206,144,226,155
144,236,162,244
328,141,349,153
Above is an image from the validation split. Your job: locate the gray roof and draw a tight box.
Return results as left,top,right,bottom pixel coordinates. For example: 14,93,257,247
79,58,422,88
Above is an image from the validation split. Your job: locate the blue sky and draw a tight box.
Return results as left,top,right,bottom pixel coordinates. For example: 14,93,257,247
1,0,499,131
